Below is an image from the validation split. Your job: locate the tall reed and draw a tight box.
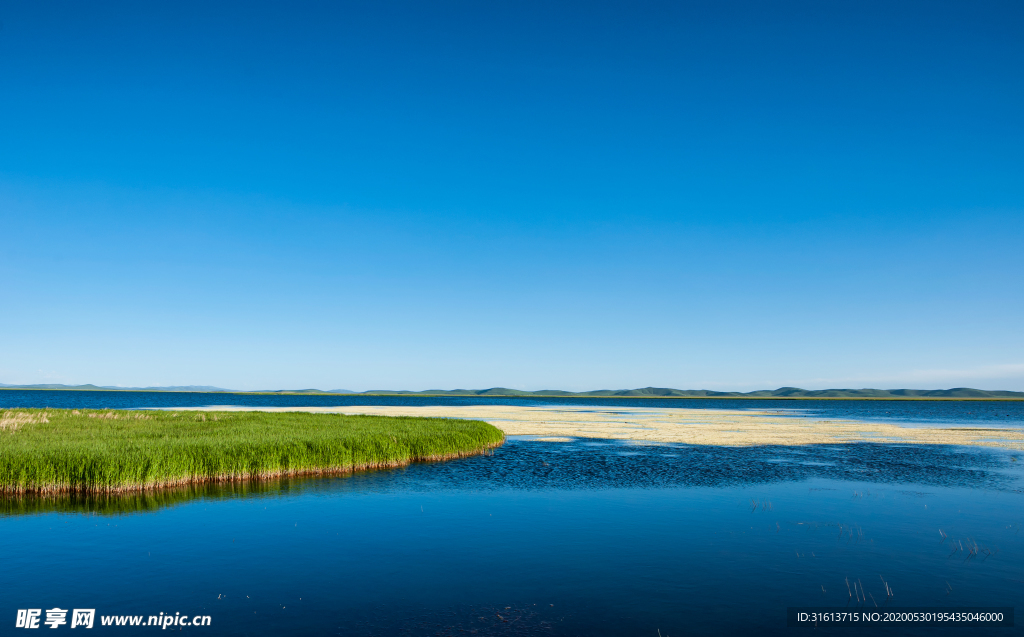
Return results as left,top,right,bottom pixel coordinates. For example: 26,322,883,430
0,409,503,493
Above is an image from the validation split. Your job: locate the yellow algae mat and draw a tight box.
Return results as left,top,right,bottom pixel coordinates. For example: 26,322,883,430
185,405,1024,450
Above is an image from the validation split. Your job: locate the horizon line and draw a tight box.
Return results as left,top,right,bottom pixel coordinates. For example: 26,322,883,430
1,384,1022,400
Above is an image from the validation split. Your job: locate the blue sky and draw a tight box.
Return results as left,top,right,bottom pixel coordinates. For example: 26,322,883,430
1,0,1022,391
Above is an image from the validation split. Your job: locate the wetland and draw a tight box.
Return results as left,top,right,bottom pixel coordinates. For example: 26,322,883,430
1,391,1022,635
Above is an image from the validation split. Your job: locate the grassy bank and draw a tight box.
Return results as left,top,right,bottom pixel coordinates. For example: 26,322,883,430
0,408,504,494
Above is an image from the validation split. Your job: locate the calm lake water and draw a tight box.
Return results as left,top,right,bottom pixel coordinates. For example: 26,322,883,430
2,389,1024,428
2,391,1022,635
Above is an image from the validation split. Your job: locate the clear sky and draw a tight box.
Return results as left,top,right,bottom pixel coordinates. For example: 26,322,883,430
1,1,1022,392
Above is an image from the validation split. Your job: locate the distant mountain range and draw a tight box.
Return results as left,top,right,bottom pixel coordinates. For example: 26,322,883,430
1,384,1021,399
0,384,235,392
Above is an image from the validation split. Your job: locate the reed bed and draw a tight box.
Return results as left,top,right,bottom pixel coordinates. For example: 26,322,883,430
0,408,504,494
227,404,1024,449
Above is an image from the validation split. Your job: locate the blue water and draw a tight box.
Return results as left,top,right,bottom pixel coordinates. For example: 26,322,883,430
2,389,1023,427
2,392,1023,635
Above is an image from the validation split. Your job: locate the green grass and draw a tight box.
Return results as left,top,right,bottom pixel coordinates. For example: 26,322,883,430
0,408,504,493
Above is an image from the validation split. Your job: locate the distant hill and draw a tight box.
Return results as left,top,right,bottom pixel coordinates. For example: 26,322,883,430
340,386,1024,398
0,384,234,392
2,384,1021,399
252,389,355,394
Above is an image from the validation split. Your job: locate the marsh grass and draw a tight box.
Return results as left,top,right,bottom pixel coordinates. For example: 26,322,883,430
0,408,504,493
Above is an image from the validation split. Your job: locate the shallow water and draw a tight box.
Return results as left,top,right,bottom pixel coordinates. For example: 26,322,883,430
2,437,1023,635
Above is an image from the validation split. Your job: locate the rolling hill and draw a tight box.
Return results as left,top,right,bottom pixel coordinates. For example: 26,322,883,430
1,384,1021,399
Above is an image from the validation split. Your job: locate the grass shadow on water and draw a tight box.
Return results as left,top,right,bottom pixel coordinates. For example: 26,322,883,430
3,439,1019,516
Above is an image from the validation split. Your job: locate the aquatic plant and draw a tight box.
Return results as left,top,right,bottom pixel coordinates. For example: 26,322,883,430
0,408,503,493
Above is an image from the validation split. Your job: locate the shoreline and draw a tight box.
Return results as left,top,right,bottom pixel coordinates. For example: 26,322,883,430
0,443,502,495
2,387,1022,401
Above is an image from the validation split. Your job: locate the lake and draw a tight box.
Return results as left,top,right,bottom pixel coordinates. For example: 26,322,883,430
1,391,1022,635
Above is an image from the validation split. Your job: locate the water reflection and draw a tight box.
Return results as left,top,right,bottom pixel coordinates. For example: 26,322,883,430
0,480,292,516
4,439,1019,516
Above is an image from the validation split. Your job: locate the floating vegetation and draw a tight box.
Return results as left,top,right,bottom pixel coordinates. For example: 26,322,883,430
226,404,1024,449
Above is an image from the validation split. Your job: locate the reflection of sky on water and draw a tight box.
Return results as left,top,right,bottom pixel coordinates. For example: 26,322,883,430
2,438,1023,636
2,391,1023,635
5,438,1022,516
2,389,1022,429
